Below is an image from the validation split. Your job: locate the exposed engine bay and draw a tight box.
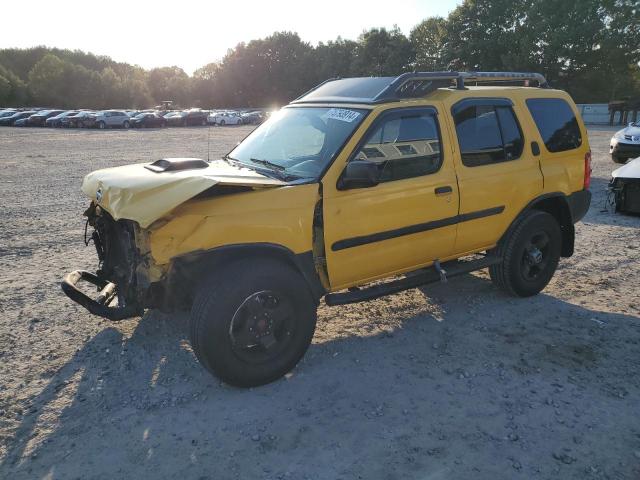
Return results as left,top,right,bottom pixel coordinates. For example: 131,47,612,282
86,203,142,307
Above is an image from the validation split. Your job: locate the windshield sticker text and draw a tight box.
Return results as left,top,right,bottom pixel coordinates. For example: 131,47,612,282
325,108,361,123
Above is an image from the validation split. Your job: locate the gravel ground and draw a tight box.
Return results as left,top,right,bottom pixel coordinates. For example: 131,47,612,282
0,125,638,480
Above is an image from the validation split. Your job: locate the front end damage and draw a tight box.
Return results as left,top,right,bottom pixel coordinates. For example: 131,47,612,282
610,157,640,215
61,203,160,320
61,158,313,320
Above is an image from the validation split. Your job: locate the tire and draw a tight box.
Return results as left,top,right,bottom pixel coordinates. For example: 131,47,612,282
612,154,625,164
219,119,226,126
123,120,130,129
97,121,106,130
190,258,317,387
201,118,207,126
489,210,562,297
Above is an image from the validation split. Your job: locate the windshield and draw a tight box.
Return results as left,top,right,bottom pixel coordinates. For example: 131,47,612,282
228,107,367,179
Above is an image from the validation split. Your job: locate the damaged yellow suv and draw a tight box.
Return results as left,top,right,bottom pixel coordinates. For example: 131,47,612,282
62,72,592,387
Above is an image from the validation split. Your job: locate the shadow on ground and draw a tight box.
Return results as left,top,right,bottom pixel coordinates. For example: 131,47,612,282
2,274,640,480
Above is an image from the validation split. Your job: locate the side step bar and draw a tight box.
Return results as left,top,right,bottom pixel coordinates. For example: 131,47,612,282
324,255,501,306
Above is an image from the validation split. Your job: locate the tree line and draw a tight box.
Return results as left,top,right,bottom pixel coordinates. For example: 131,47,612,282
1,0,638,109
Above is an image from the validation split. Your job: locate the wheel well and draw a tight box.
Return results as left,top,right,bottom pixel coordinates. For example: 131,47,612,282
159,244,324,311
529,196,574,257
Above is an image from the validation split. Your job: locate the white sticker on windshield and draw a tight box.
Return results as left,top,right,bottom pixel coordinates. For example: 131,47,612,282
325,108,361,123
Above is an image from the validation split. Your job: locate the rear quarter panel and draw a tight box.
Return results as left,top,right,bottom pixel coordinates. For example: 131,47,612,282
518,89,590,196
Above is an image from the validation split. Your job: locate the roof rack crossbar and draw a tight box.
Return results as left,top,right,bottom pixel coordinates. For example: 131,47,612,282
374,71,549,102
292,71,549,105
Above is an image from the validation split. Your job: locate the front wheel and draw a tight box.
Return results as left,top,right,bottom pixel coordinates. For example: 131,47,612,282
190,258,317,387
219,119,226,126
489,210,562,297
97,121,106,129
123,120,130,129
612,154,625,164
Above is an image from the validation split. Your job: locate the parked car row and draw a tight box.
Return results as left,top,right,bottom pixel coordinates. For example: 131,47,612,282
0,107,267,129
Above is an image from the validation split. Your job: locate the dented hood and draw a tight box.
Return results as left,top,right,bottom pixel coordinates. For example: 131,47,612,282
82,158,285,227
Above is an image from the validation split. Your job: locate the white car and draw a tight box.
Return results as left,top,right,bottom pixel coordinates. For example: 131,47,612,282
92,110,131,129
211,111,244,126
610,121,640,164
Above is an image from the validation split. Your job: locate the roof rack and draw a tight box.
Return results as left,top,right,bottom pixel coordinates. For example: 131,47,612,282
292,71,549,105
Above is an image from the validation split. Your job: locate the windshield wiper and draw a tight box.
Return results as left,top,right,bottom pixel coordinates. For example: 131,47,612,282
250,158,286,171
224,155,303,181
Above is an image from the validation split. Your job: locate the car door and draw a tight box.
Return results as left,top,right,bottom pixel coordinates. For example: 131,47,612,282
445,97,543,254
322,105,460,290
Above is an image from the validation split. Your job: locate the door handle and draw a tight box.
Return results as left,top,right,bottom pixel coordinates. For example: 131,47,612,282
435,186,453,195
531,141,541,156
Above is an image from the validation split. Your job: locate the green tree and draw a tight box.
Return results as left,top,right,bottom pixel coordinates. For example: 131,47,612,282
410,17,447,71
352,27,414,76
147,66,191,107
27,53,66,106
0,64,28,106
440,0,640,102
314,38,358,80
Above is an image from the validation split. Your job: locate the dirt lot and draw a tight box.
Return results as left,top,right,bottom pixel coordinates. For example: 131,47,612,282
0,125,638,479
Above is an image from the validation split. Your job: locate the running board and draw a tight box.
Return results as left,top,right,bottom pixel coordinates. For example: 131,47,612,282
324,255,501,306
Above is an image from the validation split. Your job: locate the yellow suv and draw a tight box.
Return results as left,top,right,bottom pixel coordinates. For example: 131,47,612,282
62,72,592,387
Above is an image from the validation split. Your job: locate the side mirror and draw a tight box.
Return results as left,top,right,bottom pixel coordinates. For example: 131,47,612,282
337,160,380,190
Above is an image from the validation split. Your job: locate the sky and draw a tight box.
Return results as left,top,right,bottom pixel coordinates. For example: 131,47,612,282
2,0,462,74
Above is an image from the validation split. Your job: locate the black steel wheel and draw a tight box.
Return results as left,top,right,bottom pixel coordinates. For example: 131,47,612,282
490,210,562,297
228,290,296,364
190,258,317,387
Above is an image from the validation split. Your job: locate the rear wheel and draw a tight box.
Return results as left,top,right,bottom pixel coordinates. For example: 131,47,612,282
97,121,106,129
219,119,226,126
489,210,562,297
190,258,317,387
123,120,130,129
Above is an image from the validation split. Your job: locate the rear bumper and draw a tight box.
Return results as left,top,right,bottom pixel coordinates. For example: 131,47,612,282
61,270,143,320
567,189,591,223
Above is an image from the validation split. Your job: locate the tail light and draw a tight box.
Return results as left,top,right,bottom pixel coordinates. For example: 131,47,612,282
584,150,592,190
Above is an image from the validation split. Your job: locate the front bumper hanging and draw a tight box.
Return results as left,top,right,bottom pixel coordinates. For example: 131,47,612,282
61,270,142,321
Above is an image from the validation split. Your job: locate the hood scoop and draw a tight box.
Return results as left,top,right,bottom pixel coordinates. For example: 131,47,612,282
145,158,209,173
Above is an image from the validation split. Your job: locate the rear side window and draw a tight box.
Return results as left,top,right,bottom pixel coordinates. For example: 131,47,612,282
453,100,524,167
352,108,442,182
526,98,582,153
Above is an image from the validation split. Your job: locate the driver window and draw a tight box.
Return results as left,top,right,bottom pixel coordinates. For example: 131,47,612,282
353,109,442,182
